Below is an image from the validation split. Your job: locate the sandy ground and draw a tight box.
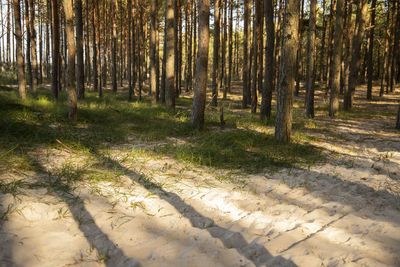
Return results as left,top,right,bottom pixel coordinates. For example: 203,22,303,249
1,90,400,267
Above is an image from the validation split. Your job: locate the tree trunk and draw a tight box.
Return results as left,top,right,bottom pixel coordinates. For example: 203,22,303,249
62,0,78,121
328,0,344,117
13,0,27,99
275,0,300,143
305,0,316,118
227,0,233,94
28,0,38,92
294,0,304,96
344,0,368,110
111,0,117,93
242,0,250,108
366,0,377,100
260,0,274,120
165,0,175,109
75,0,84,99
150,0,157,101
211,0,220,106
191,0,210,129
24,0,33,91
51,0,59,99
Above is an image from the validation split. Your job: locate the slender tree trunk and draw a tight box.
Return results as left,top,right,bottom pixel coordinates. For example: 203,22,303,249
319,0,327,85
13,0,27,99
294,0,304,96
165,0,175,109
185,0,192,92
275,0,300,143
227,0,233,93
51,0,59,99
150,0,157,102
111,0,117,93
28,0,38,92
305,0,316,118
329,0,344,117
92,0,99,96
251,0,263,114
396,104,400,129
191,0,210,129
62,0,78,121
24,0,33,91
221,0,227,98
366,0,376,100
127,0,133,100
242,0,250,108
211,0,220,106
75,0,84,99
344,0,368,110
260,0,274,120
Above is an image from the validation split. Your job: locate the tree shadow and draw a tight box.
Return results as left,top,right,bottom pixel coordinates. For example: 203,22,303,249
93,151,297,267
27,162,141,267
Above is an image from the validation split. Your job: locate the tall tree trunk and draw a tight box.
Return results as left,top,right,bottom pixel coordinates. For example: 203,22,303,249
329,0,344,117
185,0,192,92
242,0,250,108
344,0,368,110
221,0,227,98
165,0,175,109
211,0,220,106
260,0,274,120
366,0,376,100
251,0,263,114
294,0,304,96
150,0,158,102
62,0,78,121
319,0,327,85
28,0,38,92
13,0,27,99
227,0,233,94
24,0,33,91
305,0,316,118
75,0,84,99
275,0,300,143
51,0,59,99
127,0,133,100
191,0,210,129
111,0,117,93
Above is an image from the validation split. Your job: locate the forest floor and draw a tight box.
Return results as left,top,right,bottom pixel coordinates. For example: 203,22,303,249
0,77,399,267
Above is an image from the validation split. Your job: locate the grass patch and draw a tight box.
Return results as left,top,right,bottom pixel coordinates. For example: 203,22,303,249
0,83,323,183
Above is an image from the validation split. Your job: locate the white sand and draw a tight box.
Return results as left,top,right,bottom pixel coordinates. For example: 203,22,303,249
1,103,400,266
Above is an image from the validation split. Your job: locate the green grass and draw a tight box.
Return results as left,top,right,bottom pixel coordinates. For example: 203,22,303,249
0,81,324,191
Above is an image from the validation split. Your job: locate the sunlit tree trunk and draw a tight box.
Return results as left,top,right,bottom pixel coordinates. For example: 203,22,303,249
150,0,157,101
29,0,38,92
275,0,300,143
13,0,27,99
165,0,175,109
242,0,250,108
24,0,33,91
51,0,59,99
211,0,220,107
344,0,368,110
260,0,274,120
75,0,84,99
191,0,210,129
62,0,78,121
305,0,316,118
329,0,344,117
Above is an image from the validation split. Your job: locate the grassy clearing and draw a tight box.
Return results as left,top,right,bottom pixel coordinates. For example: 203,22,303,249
0,81,324,191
